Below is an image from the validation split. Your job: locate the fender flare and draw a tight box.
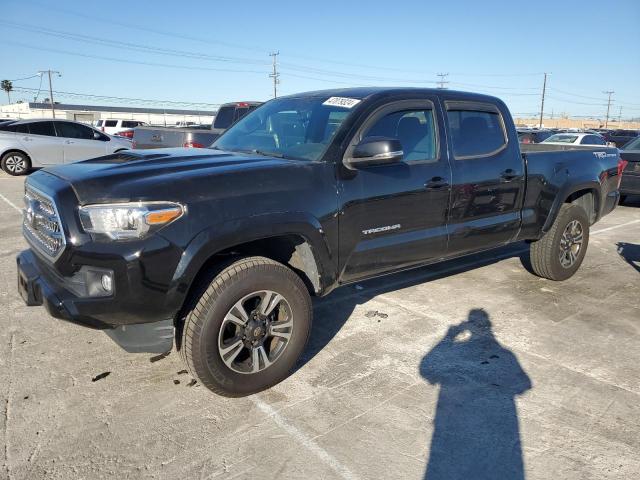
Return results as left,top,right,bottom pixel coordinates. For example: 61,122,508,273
165,212,335,311
542,180,601,233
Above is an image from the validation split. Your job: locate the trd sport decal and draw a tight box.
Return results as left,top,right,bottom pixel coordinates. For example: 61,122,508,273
362,224,401,235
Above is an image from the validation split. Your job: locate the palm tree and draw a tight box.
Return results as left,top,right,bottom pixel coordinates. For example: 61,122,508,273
1,80,13,104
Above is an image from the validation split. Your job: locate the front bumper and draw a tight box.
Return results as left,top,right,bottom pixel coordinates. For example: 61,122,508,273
17,249,175,353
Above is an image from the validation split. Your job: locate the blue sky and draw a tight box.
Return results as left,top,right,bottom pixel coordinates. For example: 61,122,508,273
1,0,639,119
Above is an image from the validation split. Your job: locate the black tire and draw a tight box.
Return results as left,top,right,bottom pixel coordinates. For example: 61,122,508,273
180,256,312,397
529,203,590,281
1,151,31,176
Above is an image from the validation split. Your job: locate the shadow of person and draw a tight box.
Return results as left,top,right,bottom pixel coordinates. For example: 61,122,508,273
617,242,640,273
420,309,532,480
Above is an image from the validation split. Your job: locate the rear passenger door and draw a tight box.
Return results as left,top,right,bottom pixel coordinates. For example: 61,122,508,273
17,121,64,165
444,101,525,254
55,121,107,163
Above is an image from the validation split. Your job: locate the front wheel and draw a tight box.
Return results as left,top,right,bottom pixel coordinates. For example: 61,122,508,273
529,203,590,281
180,257,312,397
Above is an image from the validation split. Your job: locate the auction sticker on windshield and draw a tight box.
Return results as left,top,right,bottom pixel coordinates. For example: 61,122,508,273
323,97,361,108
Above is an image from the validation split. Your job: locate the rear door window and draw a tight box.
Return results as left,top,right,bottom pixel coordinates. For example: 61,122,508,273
28,121,57,137
446,105,507,159
55,122,95,140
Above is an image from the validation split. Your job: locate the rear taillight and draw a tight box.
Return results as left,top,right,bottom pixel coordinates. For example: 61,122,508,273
617,158,628,188
183,141,205,148
115,130,134,138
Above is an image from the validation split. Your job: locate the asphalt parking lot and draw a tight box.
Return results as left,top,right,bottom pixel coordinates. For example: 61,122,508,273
0,171,639,480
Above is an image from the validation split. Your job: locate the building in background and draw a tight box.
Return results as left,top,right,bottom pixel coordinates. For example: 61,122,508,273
0,102,216,126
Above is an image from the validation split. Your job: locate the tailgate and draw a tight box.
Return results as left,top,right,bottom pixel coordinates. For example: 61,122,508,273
133,127,187,149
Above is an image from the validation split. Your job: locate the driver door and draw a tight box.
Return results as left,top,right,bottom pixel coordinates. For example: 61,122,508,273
337,98,452,283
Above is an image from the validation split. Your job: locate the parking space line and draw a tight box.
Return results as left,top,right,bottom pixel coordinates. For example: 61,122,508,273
0,194,21,214
251,397,359,480
590,219,640,234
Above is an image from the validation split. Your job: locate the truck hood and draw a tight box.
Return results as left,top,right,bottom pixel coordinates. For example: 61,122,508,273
39,148,295,204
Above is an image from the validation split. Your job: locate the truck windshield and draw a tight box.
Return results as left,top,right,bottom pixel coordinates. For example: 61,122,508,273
213,97,355,161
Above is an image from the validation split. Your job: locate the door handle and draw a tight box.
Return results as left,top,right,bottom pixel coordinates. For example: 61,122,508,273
22,136,32,142
425,176,449,190
500,169,519,182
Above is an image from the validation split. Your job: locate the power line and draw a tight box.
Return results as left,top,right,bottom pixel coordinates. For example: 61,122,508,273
11,86,220,108
4,40,267,75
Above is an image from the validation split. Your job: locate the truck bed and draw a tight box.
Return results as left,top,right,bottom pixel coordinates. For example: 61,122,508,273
133,126,221,149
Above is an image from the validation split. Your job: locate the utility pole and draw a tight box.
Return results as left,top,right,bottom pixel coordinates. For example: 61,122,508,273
618,106,623,124
269,51,280,98
436,73,449,89
538,72,548,129
38,70,61,118
603,90,614,128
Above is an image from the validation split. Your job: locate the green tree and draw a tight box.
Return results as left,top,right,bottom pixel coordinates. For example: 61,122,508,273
1,80,13,104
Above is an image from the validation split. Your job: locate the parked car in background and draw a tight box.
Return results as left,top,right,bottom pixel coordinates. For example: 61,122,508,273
541,132,607,146
602,129,639,148
132,101,262,149
0,119,131,175
96,119,147,135
517,129,554,144
619,135,640,202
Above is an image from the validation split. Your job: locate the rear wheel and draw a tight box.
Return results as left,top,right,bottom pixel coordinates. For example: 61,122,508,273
180,257,312,397
1,151,31,176
529,203,590,281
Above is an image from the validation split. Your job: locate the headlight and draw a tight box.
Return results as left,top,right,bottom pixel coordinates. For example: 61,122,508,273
79,202,184,240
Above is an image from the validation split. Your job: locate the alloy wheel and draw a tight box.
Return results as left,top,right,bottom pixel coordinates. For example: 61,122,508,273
218,290,293,374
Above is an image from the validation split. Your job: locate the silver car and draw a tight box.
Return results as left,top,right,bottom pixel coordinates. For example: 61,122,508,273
0,119,131,175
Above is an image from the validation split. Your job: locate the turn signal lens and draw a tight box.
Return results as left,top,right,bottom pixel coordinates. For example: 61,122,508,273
145,208,183,225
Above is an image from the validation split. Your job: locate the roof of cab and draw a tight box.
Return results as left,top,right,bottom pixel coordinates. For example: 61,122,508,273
278,87,502,104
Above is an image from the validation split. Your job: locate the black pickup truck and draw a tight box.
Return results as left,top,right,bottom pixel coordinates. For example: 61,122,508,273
16,88,624,396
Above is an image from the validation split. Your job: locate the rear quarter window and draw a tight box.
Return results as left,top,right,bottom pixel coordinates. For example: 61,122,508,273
446,104,507,159
104,120,118,127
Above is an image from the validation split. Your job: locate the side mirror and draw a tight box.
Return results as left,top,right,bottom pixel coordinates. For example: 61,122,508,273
344,136,403,169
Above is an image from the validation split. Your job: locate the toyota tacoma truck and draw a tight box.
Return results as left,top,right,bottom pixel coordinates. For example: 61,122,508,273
16,88,624,397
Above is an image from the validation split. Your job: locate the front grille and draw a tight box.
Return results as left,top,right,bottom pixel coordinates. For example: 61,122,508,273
23,185,66,260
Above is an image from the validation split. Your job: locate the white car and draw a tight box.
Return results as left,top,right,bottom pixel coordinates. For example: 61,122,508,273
95,119,147,135
541,133,607,146
0,119,131,176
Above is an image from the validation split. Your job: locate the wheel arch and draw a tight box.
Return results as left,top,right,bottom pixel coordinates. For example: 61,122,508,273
542,183,600,233
167,212,336,325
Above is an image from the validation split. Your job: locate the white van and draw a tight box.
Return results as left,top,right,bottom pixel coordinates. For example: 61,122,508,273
95,119,147,135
